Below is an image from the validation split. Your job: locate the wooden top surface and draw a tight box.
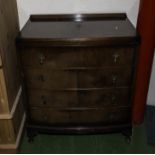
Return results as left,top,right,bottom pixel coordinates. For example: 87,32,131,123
17,13,140,47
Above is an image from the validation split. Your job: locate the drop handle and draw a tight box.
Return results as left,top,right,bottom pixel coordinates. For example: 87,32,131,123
112,75,117,85
111,96,116,101
111,96,117,104
112,53,120,63
39,53,45,65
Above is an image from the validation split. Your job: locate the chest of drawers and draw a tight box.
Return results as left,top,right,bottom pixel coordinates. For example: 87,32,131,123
17,13,140,141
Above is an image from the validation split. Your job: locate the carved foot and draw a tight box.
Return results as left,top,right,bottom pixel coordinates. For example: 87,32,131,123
27,128,37,143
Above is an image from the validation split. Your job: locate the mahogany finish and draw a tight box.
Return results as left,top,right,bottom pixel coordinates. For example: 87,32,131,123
17,14,140,140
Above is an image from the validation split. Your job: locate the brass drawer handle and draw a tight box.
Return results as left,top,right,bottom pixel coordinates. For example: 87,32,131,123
111,96,116,101
39,53,45,65
111,96,117,104
112,75,117,85
112,53,120,63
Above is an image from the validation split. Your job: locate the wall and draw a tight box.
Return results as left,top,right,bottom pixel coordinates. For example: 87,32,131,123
147,51,155,106
17,0,140,29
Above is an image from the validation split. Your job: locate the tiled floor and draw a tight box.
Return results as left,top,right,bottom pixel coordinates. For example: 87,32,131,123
20,124,155,154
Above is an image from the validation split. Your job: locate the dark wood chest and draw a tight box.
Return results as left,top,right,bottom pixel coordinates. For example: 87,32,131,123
17,13,140,141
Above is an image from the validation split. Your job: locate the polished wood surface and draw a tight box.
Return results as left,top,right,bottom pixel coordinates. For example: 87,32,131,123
17,14,140,47
20,47,135,68
28,88,130,108
30,13,127,21
17,14,139,138
30,107,131,124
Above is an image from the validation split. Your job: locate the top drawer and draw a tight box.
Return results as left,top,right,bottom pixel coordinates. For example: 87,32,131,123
20,47,135,68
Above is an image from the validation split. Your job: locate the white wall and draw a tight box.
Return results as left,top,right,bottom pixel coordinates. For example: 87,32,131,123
17,0,140,29
147,51,155,106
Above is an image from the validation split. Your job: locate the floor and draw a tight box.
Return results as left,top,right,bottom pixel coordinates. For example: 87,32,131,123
20,124,155,154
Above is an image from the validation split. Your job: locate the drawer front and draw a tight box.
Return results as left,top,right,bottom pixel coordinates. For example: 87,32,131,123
21,48,83,68
78,88,131,107
31,108,70,123
69,108,131,124
78,68,132,88
81,47,134,67
28,89,78,108
30,107,131,124
24,67,132,90
24,69,77,89
21,47,134,68
28,88,130,108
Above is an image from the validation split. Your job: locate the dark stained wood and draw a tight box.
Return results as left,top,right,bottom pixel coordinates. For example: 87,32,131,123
24,69,77,89
78,67,132,88
23,67,132,89
28,89,78,108
30,107,131,124
20,47,135,68
27,123,132,135
28,88,130,108
16,14,140,47
30,13,127,22
17,14,139,138
78,88,131,107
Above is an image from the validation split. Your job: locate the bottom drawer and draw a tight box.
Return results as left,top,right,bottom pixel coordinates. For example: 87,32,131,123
30,107,131,124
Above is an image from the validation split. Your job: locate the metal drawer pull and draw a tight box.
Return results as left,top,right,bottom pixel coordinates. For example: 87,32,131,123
111,96,116,103
111,96,117,104
112,53,119,63
112,75,117,85
39,53,45,65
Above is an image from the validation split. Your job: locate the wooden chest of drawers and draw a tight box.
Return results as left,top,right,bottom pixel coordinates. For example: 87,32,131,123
17,13,140,141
